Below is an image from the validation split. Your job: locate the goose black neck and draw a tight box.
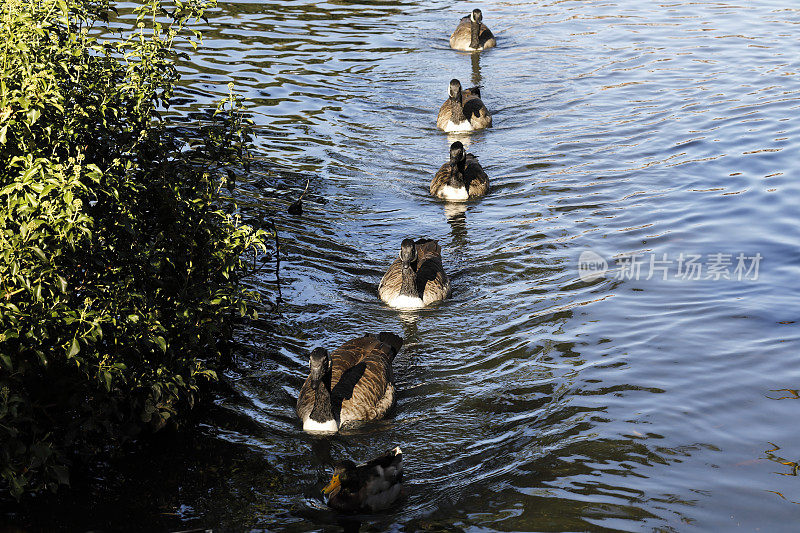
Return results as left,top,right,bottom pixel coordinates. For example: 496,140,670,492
399,262,420,298
310,377,334,423
449,93,466,123
469,18,481,49
448,159,467,186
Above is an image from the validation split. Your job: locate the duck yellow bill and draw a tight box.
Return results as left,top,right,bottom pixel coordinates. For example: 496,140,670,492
322,474,340,495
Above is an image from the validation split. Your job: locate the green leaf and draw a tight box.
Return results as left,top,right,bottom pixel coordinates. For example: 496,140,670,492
30,246,47,262
68,338,80,357
55,0,68,16
26,108,41,125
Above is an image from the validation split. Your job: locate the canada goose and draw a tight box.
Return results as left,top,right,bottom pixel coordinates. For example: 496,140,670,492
296,332,404,433
378,238,451,309
323,447,404,513
430,141,489,201
436,79,492,133
450,8,496,51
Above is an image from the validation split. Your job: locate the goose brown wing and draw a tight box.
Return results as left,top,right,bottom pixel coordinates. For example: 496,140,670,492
468,177,489,197
378,257,403,302
464,155,486,176
296,375,316,421
463,87,481,99
449,18,472,47
374,332,403,356
413,240,450,304
462,95,490,127
436,99,452,130
464,156,489,196
414,238,441,261
430,162,454,195
479,24,495,45
331,336,396,424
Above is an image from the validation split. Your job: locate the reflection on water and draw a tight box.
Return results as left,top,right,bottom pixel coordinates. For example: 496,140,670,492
445,131,475,148
442,201,468,235
471,52,482,86
6,0,800,531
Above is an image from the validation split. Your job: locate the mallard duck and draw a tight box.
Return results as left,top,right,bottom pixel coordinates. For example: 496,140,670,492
450,8,496,52
430,141,489,201
323,447,403,512
436,79,492,132
296,333,403,433
378,238,451,309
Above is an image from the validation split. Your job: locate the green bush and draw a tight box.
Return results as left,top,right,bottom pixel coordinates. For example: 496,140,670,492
0,0,268,498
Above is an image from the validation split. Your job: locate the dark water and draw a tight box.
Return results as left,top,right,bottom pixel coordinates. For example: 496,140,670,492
8,0,800,531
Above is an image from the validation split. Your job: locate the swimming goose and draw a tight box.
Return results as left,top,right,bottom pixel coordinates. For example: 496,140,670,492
436,79,492,132
430,141,489,201
296,333,403,433
450,8,496,51
378,238,451,309
323,447,404,513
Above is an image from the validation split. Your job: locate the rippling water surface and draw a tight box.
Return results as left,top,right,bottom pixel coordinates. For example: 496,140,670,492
15,0,800,531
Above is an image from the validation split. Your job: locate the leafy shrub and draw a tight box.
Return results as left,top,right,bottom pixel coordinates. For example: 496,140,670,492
0,0,268,497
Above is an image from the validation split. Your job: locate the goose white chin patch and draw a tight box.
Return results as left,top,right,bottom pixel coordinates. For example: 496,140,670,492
438,185,469,201
445,120,474,133
302,418,338,433
388,295,425,310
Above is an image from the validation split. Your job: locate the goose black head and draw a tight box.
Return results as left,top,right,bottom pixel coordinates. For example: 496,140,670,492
448,79,463,100
449,141,466,165
400,238,417,267
308,347,329,386
470,9,483,23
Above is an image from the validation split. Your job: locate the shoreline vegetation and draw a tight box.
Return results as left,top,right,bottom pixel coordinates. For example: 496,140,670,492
0,0,270,499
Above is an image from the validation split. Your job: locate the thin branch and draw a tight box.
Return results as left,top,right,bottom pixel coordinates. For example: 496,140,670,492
268,219,282,304
298,176,309,201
